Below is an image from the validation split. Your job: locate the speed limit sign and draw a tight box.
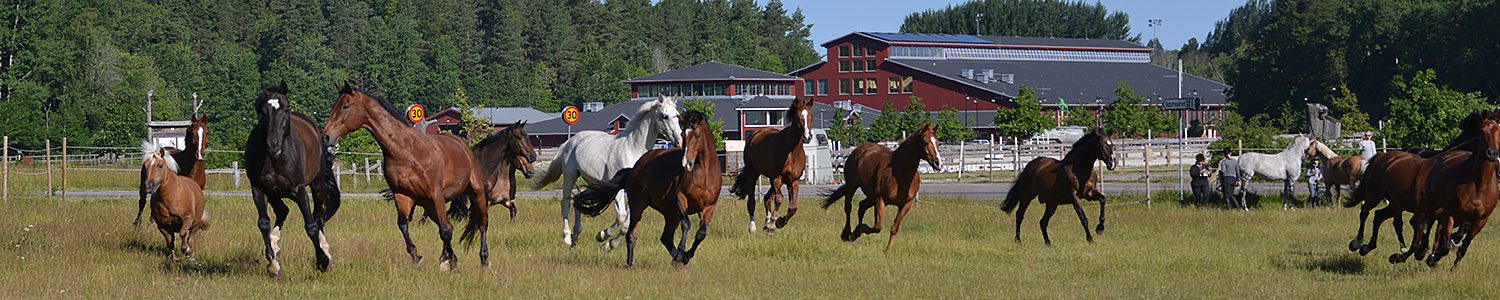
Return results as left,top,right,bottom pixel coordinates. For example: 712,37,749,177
562,106,580,124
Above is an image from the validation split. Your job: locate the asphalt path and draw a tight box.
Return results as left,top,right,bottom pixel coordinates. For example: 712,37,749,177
60,181,1315,201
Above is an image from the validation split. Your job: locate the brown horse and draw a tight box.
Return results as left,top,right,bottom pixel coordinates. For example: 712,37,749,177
820,124,942,250
1413,113,1500,268
466,122,538,218
322,83,494,271
246,82,342,277
731,98,815,234
141,141,209,259
1306,140,1365,206
573,111,719,267
1000,130,1117,245
134,114,209,226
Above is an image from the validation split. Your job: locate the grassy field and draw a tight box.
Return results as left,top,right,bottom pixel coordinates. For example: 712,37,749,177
3,189,1498,299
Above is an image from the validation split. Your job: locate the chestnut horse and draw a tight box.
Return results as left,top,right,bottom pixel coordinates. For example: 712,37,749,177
322,83,494,271
1305,140,1365,206
731,98,814,234
141,141,209,259
1000,130,1117,245
1411,112,1500,268
820,124,942,250
245,82,342,277
573,111,719,267
134,113,208,226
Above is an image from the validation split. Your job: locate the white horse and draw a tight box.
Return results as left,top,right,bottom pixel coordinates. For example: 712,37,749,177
532,96,686,248
1237,135,1314,209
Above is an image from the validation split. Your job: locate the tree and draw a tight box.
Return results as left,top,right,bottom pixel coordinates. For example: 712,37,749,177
897,96,931,138
1100,82,1174,138
826,108,865,146
1384,69,1489,148
993,86,1054,140
680,97,725,151
900,0,1138,42
934,107,975,142
866,101,904,142
1329,83,1374,134
448,86,492,145
1062,105,1098,127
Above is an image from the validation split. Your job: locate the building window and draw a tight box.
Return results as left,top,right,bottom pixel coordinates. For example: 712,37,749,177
888,77,900,94
865,78,877,95
744,111,784,126
817,79,828,96
804,80,815,96
902,76,914,93
866,47,876,57
838,45,850,58
865,60,877,72
838,79,851,95
852,79,864,95
839,61,850,73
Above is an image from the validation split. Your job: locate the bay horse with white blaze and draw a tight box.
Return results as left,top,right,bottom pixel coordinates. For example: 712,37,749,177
135,113,208,226
141,141,210,259
731,98,814,234
1000,130,1116,245
573,111,719,267
820,124,942,250
323,83,495,272
244,81,342,277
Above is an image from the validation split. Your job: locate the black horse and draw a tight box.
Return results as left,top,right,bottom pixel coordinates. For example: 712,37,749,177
245,81,342,277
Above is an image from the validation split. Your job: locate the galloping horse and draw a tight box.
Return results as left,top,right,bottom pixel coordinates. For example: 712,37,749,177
731,98,814,234
466,122,538,215
322,83,493,271
1305,140,1366,206
244,81,342,277
135,113,208,226
1000,130,1117,245
572,111,719,267
820,124,942,250
141,141,209,259
531,96,684,249
1237,135,1313,209
1411,111,1500,268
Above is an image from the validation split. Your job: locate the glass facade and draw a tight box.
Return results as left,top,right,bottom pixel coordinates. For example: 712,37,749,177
888,45,1151,63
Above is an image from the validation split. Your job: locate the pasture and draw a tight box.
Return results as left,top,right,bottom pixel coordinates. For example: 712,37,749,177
3,192,1497,298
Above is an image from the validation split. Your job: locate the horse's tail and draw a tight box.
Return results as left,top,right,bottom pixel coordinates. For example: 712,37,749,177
729,169,758,199
573,169,631,217
458,190,488,247
1344,182,1365,208
819,183,857,209
1001,171,1033,213
195,211,211,230
448,193,471,220
317,147,342,222
530,143,569,190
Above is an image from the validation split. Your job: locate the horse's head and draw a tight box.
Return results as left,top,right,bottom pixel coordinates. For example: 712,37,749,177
652,96,686,150
323,82,382,151
679,111,713,172
1480,111,1500,162
188,114,209,161
140,140,179,195
1091,129,1117,170
787,98,815,142
257,81,293,157
910,123,942,171
504,121,538,178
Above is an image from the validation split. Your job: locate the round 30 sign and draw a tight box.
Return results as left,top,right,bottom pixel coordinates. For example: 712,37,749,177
562,106,580,124
406,104,425,123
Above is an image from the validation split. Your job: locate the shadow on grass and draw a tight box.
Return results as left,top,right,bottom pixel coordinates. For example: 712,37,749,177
159,249,261,276
120,234,169,256
1275,250,1367,275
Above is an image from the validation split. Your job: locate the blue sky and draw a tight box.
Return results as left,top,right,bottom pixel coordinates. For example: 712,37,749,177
766,0,1244,52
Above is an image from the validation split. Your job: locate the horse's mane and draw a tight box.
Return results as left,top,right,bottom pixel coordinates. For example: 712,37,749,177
620,97,670,135
474,126,518,149
363,91,411,125
1061,132,1104,165
141,140,180,173
1313,140,1338,159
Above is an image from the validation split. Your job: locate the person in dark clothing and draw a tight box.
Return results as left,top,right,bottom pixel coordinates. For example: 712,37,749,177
1218,148,1244,211
1191,153,1211,206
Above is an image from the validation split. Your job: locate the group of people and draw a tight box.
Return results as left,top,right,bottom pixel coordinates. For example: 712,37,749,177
1189,132,1378,209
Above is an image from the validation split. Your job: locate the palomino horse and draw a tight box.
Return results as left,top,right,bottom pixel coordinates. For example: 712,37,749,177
1000,130,1117,245
820,124,942,250
531,96,685,249
1410,112,1500,268
731,98,814,234
322,83,494,271
244,81,342,277
1306,140,1366,206
1237,135,1313,209
573,111,719,267
141,141,210,259
135,113,208,226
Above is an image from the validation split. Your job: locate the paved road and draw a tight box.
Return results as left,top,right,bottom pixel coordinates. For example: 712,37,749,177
59,181,1316,201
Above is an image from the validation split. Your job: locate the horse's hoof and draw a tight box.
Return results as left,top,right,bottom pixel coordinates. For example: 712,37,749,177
671,259,687,270
267,261,283,278
1095,224,1105,235
1358,245,1374,256
840,232,853,242
1348,239,1364,252
595,231,609,243
1086,237,1095,244
1389,253,1405,264
438,259,453,272
563,235,576,247
317,259,332,272
762,224,777,235
1425,256,1440,268
774,217,790,229
1045,241,1054,247
748,222,757,234
412,256,425,267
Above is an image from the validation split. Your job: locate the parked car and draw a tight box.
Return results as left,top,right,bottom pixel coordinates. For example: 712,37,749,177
1030,126,1088,144
969,139,992,145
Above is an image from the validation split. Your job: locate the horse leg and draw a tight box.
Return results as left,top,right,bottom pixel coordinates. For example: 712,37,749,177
267,195,292,277
763,177,782,233
394,193,423,266
1362,206,1397,255
252,190,281,277
1069,197,1095,243
1451,218,1486,269
158,228,173,258
625,206,643,268
776,177,799,228
672,214,691,268
1390,213,1428,264
134,171,149,226
1426,214,1456,267
684,205,715,264
294,187,332,272
1094,194,1108,234
1282,179,1294,210
743,169,759,234
1349,202,1373,253
600,189,629,250
1013,195,1033,243
884,201,915,251
425,195,457,272
561,173,580,247
1039,203,1059,246
659,210,682,262
851,198,877,241
841,190,856,242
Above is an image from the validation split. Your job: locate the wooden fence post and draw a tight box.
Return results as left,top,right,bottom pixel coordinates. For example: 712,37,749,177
1013,137,1021,173
1237,139,1243,156
364,157,371,185
232,161,240,189
1145,135,1152,209
3,136,7,203
46,139,52,200
61,138,67,199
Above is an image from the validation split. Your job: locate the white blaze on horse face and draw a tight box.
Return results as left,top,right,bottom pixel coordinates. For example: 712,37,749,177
268,98,281,110
195,126,207,160
802,109,812,140
930,136,942,165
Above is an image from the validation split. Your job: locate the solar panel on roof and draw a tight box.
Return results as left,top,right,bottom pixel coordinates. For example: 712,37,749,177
863,32,995,45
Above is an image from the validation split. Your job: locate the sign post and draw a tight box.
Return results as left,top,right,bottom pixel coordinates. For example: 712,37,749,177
563,105,580,137
406,104,425,123
1162,98,1198,203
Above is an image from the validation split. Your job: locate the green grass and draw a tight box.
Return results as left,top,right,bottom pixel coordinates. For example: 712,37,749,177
2,189,1498,298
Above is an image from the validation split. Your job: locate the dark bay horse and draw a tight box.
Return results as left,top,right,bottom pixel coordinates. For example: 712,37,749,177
244,81,342,277
1412,113,1500,268
142,141,210,259
820,124,942,250
469,122,537,212
731,98,814,234
322,83,494,272
573,111,719,267
1000,130,1117,245
135,114,208,226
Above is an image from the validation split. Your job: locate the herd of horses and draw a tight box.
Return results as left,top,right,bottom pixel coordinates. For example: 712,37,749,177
131,81,1498,277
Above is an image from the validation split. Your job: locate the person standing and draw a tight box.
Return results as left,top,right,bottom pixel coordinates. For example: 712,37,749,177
1218,148,1244,211
1358,132,1377,160
1306,159,1323,207
1190,153,1211,206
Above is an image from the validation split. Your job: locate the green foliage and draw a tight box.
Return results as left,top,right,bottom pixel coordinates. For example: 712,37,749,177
1384,69,1490,148
826,108,865,146
680,97,725,151
866,101,904,142
992,87,1054,139
1062,105,1098,127
1208,109,1281,155
1100,82,1175,138
901,0,1139,42
1330,83,1374,134
449,87,491,145
934,107,975,142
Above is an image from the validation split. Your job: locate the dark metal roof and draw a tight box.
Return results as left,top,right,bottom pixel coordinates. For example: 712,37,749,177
884,58,1229,107
621,61,799,84
526,96,857,136
977,36,1149,50
861,32,995,45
